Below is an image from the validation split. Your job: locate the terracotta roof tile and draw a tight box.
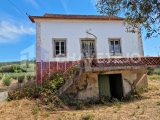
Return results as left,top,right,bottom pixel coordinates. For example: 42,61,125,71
29,14,124,23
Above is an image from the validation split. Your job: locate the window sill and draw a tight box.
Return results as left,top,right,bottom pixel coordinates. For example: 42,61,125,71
110,53,122,56
54,55,66,57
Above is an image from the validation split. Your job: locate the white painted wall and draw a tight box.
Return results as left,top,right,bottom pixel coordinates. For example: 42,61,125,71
38,19,141,62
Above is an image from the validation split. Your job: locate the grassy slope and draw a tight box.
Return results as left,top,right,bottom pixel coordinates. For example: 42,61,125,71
0,78,160,120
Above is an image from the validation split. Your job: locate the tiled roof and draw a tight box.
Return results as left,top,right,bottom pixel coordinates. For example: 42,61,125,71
29,14,124,23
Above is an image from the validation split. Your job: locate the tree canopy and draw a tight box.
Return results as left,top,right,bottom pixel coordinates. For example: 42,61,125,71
96,0,160,38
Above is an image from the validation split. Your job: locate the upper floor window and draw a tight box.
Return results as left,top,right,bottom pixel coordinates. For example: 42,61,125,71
54,40,66,57
110,40,121,54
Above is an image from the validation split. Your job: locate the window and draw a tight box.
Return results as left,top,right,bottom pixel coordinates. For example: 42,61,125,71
110,40,121,54
54,40,66,57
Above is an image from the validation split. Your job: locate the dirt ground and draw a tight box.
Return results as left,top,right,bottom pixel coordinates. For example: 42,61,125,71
1,79,160,120
0,74,35,92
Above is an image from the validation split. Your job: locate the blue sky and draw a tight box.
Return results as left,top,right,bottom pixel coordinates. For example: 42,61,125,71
0,0,159,62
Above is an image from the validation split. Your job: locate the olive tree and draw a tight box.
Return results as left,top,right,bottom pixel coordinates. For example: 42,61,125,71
96,0,160,38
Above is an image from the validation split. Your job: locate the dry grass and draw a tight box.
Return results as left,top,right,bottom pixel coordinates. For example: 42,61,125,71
1,80,160,120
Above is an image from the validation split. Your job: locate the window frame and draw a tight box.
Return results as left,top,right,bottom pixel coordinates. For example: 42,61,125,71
108,38,122,56
53,39,67,57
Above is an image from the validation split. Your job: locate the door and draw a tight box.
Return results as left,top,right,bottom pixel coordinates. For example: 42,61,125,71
109,74,123,100
98,75,111,97
81,40,96,59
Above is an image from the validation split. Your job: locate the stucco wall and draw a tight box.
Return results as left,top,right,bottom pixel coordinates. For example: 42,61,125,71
61,69,148,100
36,19,142,62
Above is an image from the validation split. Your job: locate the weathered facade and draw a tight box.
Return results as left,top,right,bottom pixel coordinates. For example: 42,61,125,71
61,69,148,100
29,14,160,100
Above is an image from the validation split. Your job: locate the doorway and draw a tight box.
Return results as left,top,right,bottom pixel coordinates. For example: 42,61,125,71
98,74,123,100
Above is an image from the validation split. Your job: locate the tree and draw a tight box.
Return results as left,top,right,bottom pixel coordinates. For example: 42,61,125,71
96,0,160,38
26,62,29,68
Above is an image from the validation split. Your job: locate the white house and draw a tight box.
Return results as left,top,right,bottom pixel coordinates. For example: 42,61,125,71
29,14,160,100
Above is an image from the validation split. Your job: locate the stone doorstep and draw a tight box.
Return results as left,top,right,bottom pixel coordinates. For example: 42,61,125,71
0,91,8,104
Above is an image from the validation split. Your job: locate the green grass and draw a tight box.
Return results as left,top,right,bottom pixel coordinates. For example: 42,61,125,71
82,114,94,120
148,75,160,80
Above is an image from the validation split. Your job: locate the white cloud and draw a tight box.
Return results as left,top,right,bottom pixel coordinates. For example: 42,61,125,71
0,19,36,43
60,0,69,14
25,0,39,9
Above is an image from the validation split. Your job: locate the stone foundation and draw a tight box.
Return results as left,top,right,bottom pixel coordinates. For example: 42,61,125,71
61,69,148,100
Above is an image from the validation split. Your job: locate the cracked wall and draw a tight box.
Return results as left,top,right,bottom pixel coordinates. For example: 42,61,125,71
61,69,148,100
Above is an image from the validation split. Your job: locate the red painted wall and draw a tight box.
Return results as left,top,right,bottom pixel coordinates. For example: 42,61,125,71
36,61,74,85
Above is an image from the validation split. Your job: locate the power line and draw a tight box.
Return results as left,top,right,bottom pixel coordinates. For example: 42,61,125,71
7,0,27,17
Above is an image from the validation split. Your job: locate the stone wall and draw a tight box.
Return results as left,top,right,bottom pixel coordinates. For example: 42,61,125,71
61,69,148,100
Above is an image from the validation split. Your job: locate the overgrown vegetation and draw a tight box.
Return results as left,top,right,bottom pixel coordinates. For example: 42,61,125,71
148,75,160,80
0,73,3,80
3,75,11,86
148,69,160,75
6,69,159,113
7,70,66,109
27,74,32,81
18,74,25,83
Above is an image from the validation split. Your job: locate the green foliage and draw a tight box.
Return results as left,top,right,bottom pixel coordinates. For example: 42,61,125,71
27,74,32,81
84,102,92,108
3,76,11,86
0,74,3,80
148,75,160,80
8,70,66,108
0,65,14,72
82,114,94,120
96,0,160,38
0,68,3,72
147,69,154,75
32,74,36,80
26,62,29,68
32,107,39,115
157,101,160,105
76,103,84,110
11,73,18,79
6,95,13,102
18,74,25,83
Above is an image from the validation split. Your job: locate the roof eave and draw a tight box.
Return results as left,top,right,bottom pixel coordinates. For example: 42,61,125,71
28,16,125,23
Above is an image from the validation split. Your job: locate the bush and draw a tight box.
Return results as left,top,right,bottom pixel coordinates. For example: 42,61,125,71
147,69,154,75
0,65,14,72
27,74,32,81
0,74,3,80
18,74,25,83
76,103,84,110
32,74,36,80
3,76,11,86
12,73,18,79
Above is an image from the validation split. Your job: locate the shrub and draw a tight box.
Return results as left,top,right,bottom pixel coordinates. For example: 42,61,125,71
27,74,32,81
32,74,36,80
18,74,25,83
1,65,14,72
12,73,18,79
147,69,154,75
0,74,3,80
76,103,84,110
0,68,3,72
3,76,11,86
